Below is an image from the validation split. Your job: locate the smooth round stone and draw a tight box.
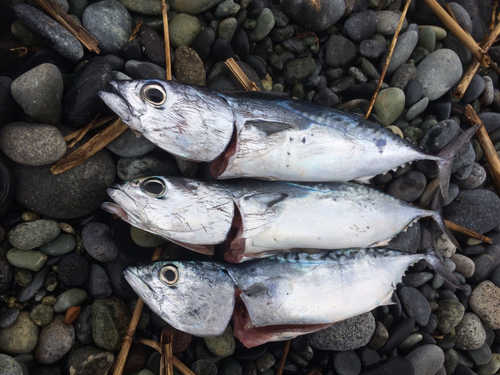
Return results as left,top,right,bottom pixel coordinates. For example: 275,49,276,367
469,281,500,329
469,245,500,284
381,25,419,76
217,17,237,41
376,11,408,36
454,162,486,189
255,353,275,372
75,306,93,345
462,74,486,104
211,37,236,61
17,267,50,303
405,344,445,375
391,62,417,91
124,60,167,80
6,249,47,272
313,87,339,107
449,3,472,34
169,0,223,14
283,58,316,85
86,263,113,299
169,13,201,48
280,0,345,31
173,46,206,86
360,39,386,59
344,10,377,42
254,8,275,42
325,34,356,69
64,57,114,128
82,221,119,263
121,38,142,61
387,171,426,202
455,313,486,350
82,0,133,54
191,27,216,61
418,26,436,53
405,79,423,108
398,287,431,326
117,155,179,181
10,64,63,125
310,312,375,351
333,351,361,375
219,359,242,375
373,87,405,126
0,308,20,328
137,25,165,67
436,299,464,334
39,234,76,257
15,268,32,287
67,346,115,375
403,272,433,288
0,311,39,355
477,353,500,375
57,254,89,287
117,0,162,15
214,0,240,17
13,4,83,61
369,321,389,350
130,227,167,248
0,354,25,375
34,314,75,364
8,219,60,250
13,146,115,219
468,343,492,367
482,76,494,106
92,297,131,351
451,253,475,279
204,325,235,357
479,112,500,134
53,289,86,315
106,129,157,158
30,304,54,327
406,97,429,121
191,359,217,375
417,49,463,101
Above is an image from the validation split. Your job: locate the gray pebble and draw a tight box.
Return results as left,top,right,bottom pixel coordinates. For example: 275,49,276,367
18,267,50,303
376,11,408,36
34,315,75,364
453,162,486,189
169,13,201,48
406,97,429,121
106,128,156,158
454,313,486,350
467,342,492,367
449,2,473,34
86,263,113,299
380,25,418,76
204,325,235,357
29,304,54,327
39,234,76,256
117,0,163,15
280,0,345,32
117,155,180,181
344,10,377,42
405,344,445,375
214,0,240,17
124,60,167,80
75,305,93,345
8,219,60,250
334,351,361,375
360,39,387,59
398,287,431,326
325,34,356,69
0,307,20,328
82,222,119,262
387,170,427,202
53,288,87,313
0,354,25,375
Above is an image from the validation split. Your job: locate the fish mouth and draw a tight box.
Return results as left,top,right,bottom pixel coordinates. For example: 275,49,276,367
101,202,129,221
98,81,143,131
123,266,155,302
102,186,140,225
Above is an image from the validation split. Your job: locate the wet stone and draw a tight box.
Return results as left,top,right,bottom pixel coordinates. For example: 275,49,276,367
455,313,486,350
0,307,20,328
30,304,53,327
8,219,60,250
53,288,87,313
106,128,157,158
469,281,500,329
7,249,47,272
86,263,113,299
205,325,235,357
169,13,201,48
325,34,356,69
82,222,119,263
436,299,465,334
405,344,445,375
0,311,39,355
34,315,74,364
92,297,131,351
280,0,345,32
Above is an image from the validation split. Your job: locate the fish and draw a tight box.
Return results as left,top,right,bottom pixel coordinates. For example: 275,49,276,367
101,176,457,262
123,246,462,348
98,80,478,197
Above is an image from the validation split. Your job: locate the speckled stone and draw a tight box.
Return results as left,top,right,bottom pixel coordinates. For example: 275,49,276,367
8,219,60,250
454,313,486,350
0,354,25,375
34,315,75,364
66,346,115,375
173,46,206,86
404,344,445,375
0,311,39,355
169,13,201,48
469,281,500,329
92,297,131,351
204,325,235,357
436,299,465,334
30,304,54,327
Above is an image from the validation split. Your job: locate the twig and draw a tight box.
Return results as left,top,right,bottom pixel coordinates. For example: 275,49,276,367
67,113,99,148
464,105,500,196
10,47,29,57
64,115,117,142
445,220,493,244
443,2,458,24
113,248,163,375
375,0,389,12
51,118,128,175
365,0,412,119
276,340,291,375
129,21,143,41
490,1,498,32
138,338,196,375
33,0,100,53
162,0,172,80
422,0,489,66
454,17,500,99
225,57,260,91
162,331,174,375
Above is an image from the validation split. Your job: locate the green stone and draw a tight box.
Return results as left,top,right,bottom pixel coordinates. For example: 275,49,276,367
374,88,405,126
204,324,235,357
6,249,47,272
477,353,500,375
92,297,131,352
402,126,424,143
437,299,465,334
169,0,223,14
53,288,88,313
169,13,201,48
217,17,237,41
8,219,60,250
254,8,275,42
11,20,41,46
242,18,256,30
256,353,276,372
214,0,240,17
0,312,39,355
467,342,493,366
14,268,32,287
42,296,57,306
369,321,388,350
444,349,459,375
418,26,436,53
399,333,422,349
30,304,54,327
219,359,242,375
67,346,115,375
39,234,76,256
130,227,167,248
117,0,164,16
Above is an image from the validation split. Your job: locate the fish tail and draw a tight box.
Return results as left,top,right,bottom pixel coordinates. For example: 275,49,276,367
430,190,461,250
421,224,464,290
435,124,480,199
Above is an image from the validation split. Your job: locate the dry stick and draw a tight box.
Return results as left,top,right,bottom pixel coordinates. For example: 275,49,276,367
162,0,172,80
365,0,412,119
51,118,128,174
464,105,500,197
34,0,100,53
162,332,174,375
138,338,197,375
375,0,389,12
422,0,489,67
443,2,459,24
491,1,498,31
225,57,260,91
129,21,143,41
445,220,493,244
276,340,292,375
64,115,117,142
454,17,500,99
67,114,99,148
113,247,163,375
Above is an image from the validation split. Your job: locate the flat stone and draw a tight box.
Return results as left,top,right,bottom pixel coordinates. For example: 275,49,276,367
404,344,445,375
8,219,60,250
360,39,387,59
6,249,47,272
334,351,361,375
345,10,377,42
360,357,415,375
75,306,93,346
467,342,492,367
406,97,429,121
381,24,419,76
34,315,75,364
39,234,76,256
0,311,39,355
53,288,87,313
387,171,426,202
214,0,240,17
449,3,472,34
454,313,486,350
462,74,486,103
454,162,486,189
217,17,237,42
17,267,50,303
469,281,500,329
66,346,115,375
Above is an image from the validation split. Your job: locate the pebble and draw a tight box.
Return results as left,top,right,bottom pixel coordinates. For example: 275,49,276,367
82,0,133,54
360,39,386,59
30,304,54,327
454,162,487,189
376,11,408,36
391,62,417,91
256,353,275,372
450,253,475,278
325,34,356,69
130,226,167,248
15,268,32,287
57,253,89,287
280,0,345,31
39,234,76,256
64,57,114,128
373,87,405,126
106,129,157,158
0,311,39,355
344,10,377,42
6,249,48,272
360,357,414,375
309,312,375,351
66,346,115,375
436,299,465,334
53,288,87,313
449,3,473,34
211,38,236,61
387,171,426,202
0,354,25,375
468,342,492,367
191,27,216,61
8,219,60,250
169,0,223,14
17,267,50,303
454,312,487,350
418,26,436,53
0,307,20,328
333,351,361,375
82,222,119,263
404,344,445,375
469,281,500,329
13,4,83,61
205,325,235,357
381,25,419,76
405,79,423,108
173,46,206,86
75,306,93,345
254,8,275,42
191,359,217,375
118,0,162,15
169,13,201,48
477,353,500,375
218,18,238,41
398,287,431,326
416,49,463,100
10,64,63,125
482,76,494,106
313,87,339,107
34,314,74,364
380,317,415,353
462,74,486,104
283,58,317,85
406,97,429,121
86,263,113,298
92,296,131,351
117,155,179,181
214,0,240,17
219,359,242,375
399,333,423,349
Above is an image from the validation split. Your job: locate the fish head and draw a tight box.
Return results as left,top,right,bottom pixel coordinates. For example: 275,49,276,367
124,260,235,336
101,176,234,251
98,80,234,162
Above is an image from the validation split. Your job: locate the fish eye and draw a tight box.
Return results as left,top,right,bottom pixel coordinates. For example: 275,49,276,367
141,178,167,198
160,265,178,286
141,83,166,107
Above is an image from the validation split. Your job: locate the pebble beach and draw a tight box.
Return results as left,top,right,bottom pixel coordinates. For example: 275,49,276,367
1,0,500,374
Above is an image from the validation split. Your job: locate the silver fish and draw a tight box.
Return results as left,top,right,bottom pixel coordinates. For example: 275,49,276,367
124,247,461,347
102,176,457,262
98,80,478,197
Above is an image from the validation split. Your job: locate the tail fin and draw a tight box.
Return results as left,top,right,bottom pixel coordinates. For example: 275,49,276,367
421,224,464,290
430,190,460,250
436,124,480,199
